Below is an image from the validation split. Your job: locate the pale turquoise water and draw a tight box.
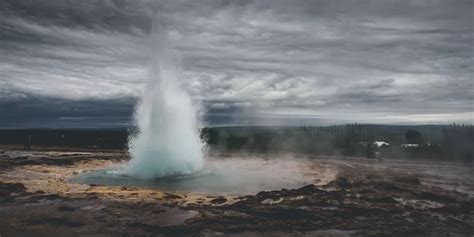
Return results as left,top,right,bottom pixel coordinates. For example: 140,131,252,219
73,158,315,195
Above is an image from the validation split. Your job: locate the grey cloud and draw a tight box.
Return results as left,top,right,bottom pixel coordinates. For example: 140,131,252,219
0,0,473,127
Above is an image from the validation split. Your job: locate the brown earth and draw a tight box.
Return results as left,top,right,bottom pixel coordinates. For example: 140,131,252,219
0,148,473,236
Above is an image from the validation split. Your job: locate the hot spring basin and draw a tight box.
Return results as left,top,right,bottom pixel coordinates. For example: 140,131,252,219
73,157,318,195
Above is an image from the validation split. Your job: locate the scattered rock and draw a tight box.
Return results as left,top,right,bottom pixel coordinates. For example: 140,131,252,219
210,196,227,204
81,204,106,211
164,193,182,199
337,177,351,187
0,181,27,195
152,209,166,214
394,176,421,185
261,198,283,205
58,205,76,212
0,182,27,203
44,194,61,200
28,218,84,227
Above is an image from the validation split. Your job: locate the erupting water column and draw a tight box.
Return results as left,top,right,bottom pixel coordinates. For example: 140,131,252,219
122,23,203,179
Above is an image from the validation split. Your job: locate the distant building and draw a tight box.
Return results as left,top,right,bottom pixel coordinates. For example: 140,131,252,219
358,141,390,148
401,144,419,148
373,141,390,148
360,141,389,159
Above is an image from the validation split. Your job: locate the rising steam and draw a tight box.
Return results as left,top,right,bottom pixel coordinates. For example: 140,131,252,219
121,24,203,179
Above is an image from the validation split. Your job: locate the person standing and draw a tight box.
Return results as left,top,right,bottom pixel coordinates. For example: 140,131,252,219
24,131,31,150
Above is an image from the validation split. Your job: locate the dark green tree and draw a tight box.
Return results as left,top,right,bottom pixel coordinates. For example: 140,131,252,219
405,129,423,144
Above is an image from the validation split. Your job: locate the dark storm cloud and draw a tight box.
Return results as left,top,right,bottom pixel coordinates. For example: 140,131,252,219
0,0,473,127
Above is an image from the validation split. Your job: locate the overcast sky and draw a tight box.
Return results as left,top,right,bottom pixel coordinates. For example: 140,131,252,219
0,0,473,128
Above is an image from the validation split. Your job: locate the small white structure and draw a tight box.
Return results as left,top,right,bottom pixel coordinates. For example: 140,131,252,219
401,144,419,148
374,141,390,148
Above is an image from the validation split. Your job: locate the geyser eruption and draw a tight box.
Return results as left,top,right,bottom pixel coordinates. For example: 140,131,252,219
122,24,203,179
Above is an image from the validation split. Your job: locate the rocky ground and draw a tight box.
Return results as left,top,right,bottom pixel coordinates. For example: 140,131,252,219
0,148,473,236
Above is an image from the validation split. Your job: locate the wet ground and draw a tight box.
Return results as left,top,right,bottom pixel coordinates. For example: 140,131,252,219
0,148,473,236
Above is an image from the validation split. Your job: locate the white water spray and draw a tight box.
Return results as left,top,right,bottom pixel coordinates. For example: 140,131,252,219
121,24,203,179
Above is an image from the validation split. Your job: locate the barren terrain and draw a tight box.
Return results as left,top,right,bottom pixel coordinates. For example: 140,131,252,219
0,148,473,236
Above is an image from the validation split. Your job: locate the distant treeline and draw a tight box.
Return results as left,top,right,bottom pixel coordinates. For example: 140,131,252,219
0,129,128,149
0,124,472,160
201,124,473,160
